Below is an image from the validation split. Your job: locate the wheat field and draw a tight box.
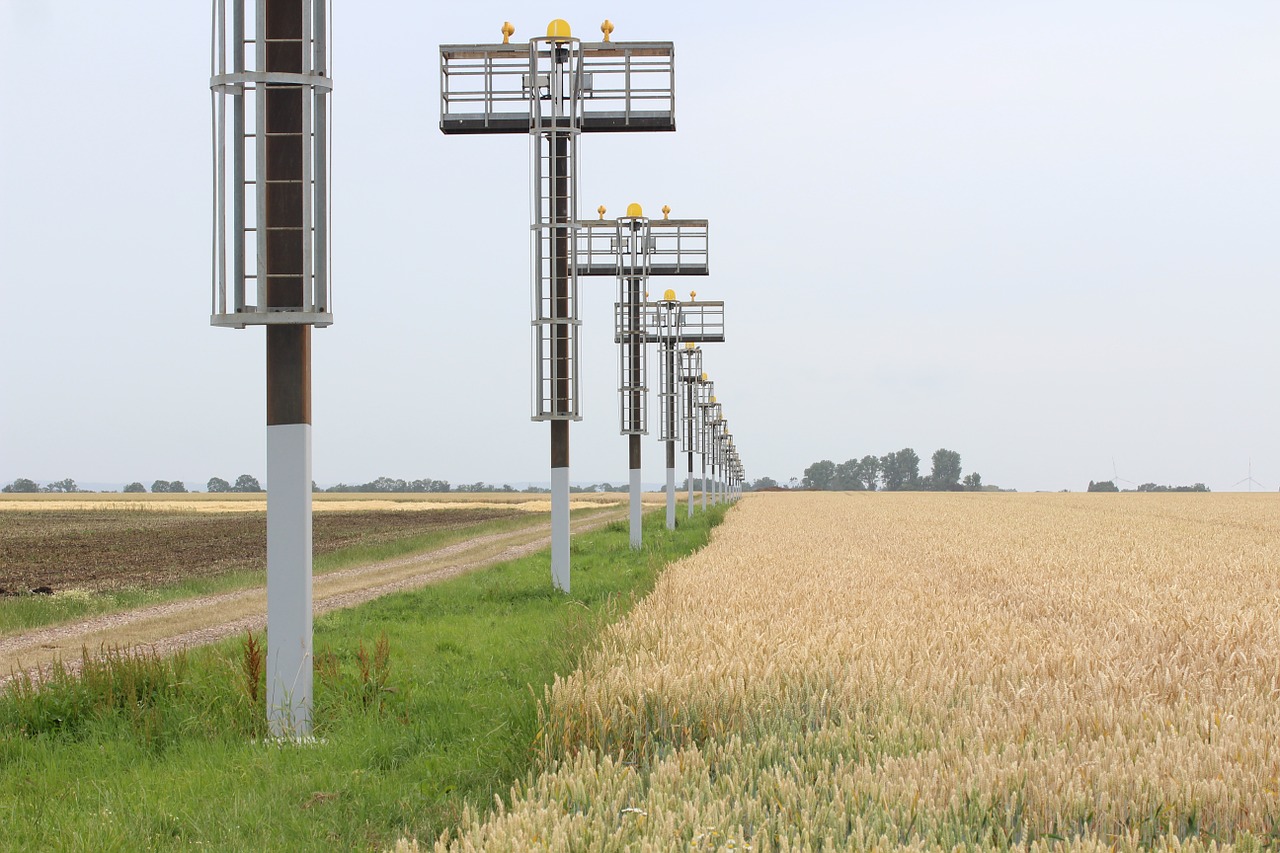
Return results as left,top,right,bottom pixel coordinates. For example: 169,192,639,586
430,492,1280,851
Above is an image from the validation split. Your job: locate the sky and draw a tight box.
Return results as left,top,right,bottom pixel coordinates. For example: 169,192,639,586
1,1,1277,493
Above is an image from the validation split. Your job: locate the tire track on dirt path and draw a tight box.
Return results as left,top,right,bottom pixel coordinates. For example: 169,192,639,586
1,508,623,684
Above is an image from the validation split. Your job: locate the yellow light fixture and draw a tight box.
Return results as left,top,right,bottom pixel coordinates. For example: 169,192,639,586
661,204,671,220
546,19,572,40
501,21,515,44
601,19,614,42
663,288,676,301
597,205,606,220
626,202,643,218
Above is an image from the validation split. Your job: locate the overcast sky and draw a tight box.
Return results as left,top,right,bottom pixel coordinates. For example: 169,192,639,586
1,1,1277,492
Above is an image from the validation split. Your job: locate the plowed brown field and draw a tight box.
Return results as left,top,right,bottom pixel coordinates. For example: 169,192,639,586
0,507,526,594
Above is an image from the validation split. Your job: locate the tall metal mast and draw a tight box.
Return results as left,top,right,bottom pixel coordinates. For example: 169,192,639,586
617,205,650,548
679,343,703,518
211,0,332,738
440,20,678,589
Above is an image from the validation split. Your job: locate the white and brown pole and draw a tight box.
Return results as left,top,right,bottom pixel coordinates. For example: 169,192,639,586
614,205,650,551
664,342,677,530
657,291,679,530
686,374,696,519
627,229,643,550
679,344,701,520
262,0,313,738
212,0,330,737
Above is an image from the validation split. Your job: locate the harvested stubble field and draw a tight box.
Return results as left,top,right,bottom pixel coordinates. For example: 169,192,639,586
0,502,528,594
432,492,1280,851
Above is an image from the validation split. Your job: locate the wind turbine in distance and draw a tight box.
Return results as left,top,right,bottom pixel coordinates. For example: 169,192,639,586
1234,458,1265,492
1110,458,1136,489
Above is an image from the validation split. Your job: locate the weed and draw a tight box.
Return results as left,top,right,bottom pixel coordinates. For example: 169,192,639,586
240,630,263,706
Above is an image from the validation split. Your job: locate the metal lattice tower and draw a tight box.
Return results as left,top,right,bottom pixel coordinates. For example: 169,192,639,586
210,0,332,739
712,415,728,504
529,30,584,425
698,384,719,511
616,206,649,548
212,0,331,329
440,20,678,591
614,207,650,438
678,343,703,517
578,205,712,544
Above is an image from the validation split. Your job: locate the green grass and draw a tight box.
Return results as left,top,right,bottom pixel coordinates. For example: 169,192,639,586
0,505,726,851
0,509,615,636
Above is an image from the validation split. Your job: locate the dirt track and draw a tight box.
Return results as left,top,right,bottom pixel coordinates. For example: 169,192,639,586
0,508,623,683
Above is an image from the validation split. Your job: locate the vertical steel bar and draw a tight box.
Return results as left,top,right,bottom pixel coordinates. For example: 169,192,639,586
664,337,676,529
213,0,225,316
253,0,267,311
312,0,327,313
299,0,314,313
233,0,246,313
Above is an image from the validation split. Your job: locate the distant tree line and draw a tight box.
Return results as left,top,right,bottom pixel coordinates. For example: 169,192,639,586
1,477,80,493
1087,480,1208,493
2,475,641,495
797,448,985,492
0,473,1220,495
208,475,264,493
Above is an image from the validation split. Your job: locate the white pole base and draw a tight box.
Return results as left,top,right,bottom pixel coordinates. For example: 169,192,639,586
552,466,570,592
665,465,676,529
266,423,313,739
629,468,642,550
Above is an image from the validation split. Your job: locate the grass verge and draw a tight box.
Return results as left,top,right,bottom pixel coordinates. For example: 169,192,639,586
0,505,726,851
0,509,618,636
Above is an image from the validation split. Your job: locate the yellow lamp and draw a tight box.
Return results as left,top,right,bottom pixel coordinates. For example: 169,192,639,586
597,205,606,220
626,202,643,218
501,21,515,44
663,288,676,301
546,19,572,40
601,19,614,42
661,204,671,219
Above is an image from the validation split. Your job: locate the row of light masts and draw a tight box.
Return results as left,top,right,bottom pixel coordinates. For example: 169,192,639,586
439,18,744,578
682,351,743,509
579,205,721,547
207,10,745,737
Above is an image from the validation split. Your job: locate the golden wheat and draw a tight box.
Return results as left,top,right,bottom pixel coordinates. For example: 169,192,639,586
432,492,1280,851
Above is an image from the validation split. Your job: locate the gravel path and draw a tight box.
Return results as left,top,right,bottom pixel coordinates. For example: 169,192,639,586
1,509,622,684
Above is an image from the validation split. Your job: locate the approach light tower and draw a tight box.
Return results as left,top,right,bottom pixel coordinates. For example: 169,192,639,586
713,416,729,504
211,0,332,738
653,288,724,527
679,343,703,518
440,20,678,590
578,207,715,541
698,384,720,511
